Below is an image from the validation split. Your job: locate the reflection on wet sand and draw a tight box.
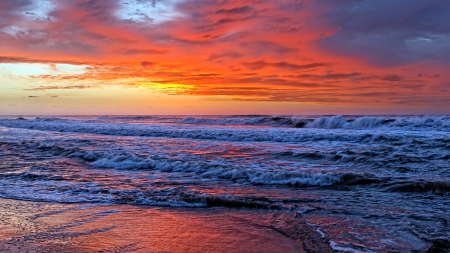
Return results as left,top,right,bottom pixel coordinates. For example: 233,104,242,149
0,198,331,252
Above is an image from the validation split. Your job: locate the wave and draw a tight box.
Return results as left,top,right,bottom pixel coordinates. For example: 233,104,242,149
0,176,283,209
0,146,389,190
35,117,67,121
383,180,450,194
98,115,170,121
97,115,181,124
295,115,450,130
99,115,450,130
2,169,447,212
63,147,405,189
180,115,450,130
179,116,297,127
97,115,450,131
2,118,448,147
0,139,377,188
299,115,391,129
83,152,344,187
99,115,155,120
2,115,450,132
0,172,65,181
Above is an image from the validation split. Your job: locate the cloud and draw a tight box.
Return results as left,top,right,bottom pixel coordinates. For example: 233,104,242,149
207,51,243,61
216,6,253,15
240,40,298,55
382,74,403,82
242,60,329,71
24,85,92,91
319,0,450,66
121,48,167,55
294,73,362,80
0,56,92,65
0,0,34,28
0,0,449,109
140,61,154,67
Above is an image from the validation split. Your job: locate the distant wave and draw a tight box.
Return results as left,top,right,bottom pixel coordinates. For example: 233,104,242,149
35,117,69,122
179,116,296,127
0,118,449,146
98,115,163,120
97,115,182,124
298,115,392,129
23,115,438,131
179,115,450,131
299,115,450,130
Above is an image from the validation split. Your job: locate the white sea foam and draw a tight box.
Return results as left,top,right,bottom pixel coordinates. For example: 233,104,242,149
304,116,385,129
330,241,378,253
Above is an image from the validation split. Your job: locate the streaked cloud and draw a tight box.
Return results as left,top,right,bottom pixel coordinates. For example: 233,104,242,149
0,0,449,114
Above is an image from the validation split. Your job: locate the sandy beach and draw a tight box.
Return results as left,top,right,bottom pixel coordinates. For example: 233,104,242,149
0,197,332,252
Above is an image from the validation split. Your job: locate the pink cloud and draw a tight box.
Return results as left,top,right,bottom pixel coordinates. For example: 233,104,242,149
0,0,449,109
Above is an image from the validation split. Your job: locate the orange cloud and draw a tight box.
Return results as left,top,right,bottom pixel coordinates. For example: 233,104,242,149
1,0,449,112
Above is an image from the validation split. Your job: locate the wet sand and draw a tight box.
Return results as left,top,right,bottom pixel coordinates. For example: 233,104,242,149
0,198,330,252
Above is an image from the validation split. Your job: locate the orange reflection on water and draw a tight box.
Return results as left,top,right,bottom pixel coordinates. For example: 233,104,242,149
35,204,304,253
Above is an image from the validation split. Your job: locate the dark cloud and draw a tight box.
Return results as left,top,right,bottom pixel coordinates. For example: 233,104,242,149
0,0,33,28
278,1,304,12
121,49,166,55
216,6,253,15
0,0,32,8
382,74,403,82
294,73,362,80
262,78,324,87
24,85,91,91
0,56,36,63
140,61,154,67
0,0,125,56
240,40,298,55
0,56,91,65
49,0,119,23
194,15,256,32
152,31,250,46
207,51,243,61
242,60,329,70
319,0,450,66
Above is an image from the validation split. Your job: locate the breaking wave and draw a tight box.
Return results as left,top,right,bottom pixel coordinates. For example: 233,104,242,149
58,115,450,131
1,115,449,132
180,114,450,130
179,116,296,127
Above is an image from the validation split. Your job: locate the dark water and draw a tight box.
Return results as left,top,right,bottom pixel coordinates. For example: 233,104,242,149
0,115,449,252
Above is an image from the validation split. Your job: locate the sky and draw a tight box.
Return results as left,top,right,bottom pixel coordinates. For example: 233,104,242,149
0,0,449,115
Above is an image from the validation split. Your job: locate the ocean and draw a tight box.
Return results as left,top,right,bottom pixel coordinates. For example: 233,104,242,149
0,115,449,252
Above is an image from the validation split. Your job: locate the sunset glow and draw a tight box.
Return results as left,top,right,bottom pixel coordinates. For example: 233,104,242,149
1,0,449,114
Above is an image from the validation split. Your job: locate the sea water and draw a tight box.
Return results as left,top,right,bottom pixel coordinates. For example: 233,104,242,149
0,115,449,252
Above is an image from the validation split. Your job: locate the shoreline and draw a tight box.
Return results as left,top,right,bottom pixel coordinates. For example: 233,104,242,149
0,197,331,252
